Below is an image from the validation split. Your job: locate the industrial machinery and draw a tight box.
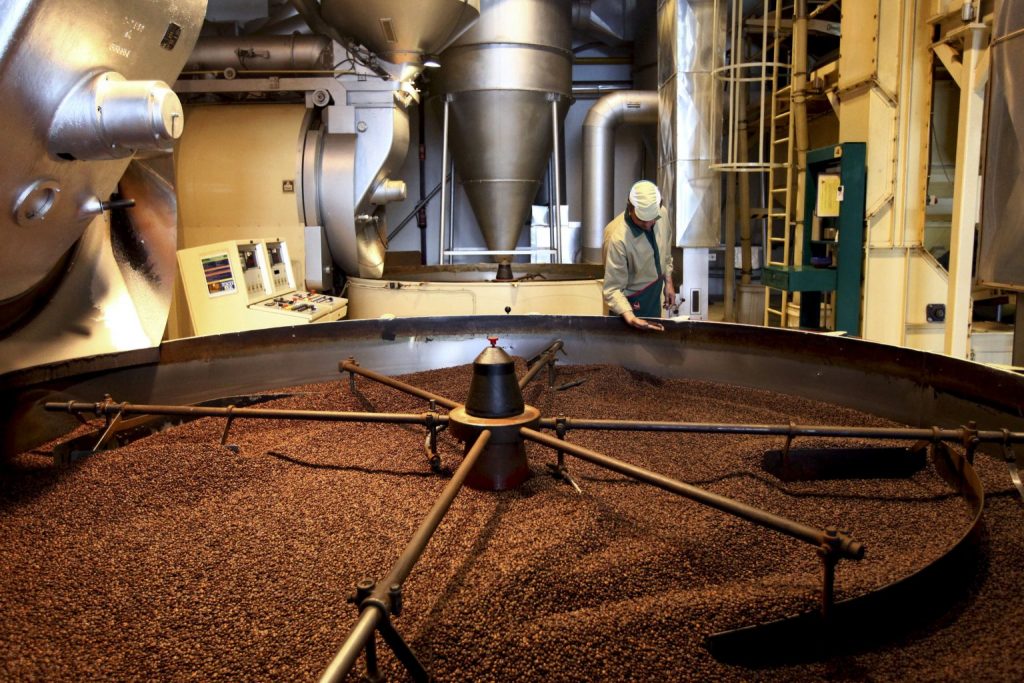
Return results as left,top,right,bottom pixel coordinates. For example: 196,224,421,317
0,0,206,374
171,7,470,284
0,0,679,345
3,316,1024,679
433,0,572,261
331,0,607,318
176,239,347,336
5,2,1023,675
0,0,489,368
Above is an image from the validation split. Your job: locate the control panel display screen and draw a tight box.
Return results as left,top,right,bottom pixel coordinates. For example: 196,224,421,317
201,253,236,297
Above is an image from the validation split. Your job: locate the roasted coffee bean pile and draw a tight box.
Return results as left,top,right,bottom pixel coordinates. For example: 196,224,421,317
2,360,1022,682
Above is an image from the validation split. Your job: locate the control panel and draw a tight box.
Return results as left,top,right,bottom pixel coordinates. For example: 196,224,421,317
251,291,347,322
177,239,347,336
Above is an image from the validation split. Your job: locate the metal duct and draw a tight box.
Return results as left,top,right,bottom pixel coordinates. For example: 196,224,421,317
657,0,722,247
436,0,572,254
572,0,631,46
581,90,659,263
245,1,300,34
184,35,333,72
319,0,481,65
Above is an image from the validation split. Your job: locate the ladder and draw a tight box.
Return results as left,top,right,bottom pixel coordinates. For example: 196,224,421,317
763,4,797,328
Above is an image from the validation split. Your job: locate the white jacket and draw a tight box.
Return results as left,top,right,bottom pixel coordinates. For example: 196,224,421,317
601,207,673,316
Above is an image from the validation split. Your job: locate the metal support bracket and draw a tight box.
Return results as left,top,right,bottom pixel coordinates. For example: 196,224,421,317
375,615,429,682
545,417,582,494
817,527,841,624
424,404,442,472
345,357,358,393
961,422,980,464
782,421,796,468
348,579,382,682
349,579,429,682
220,405,236,445
92,398,126,453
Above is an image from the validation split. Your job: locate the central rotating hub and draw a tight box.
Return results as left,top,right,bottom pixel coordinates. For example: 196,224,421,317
448,338,539,490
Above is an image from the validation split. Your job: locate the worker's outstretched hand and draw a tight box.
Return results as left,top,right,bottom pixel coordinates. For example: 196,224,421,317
623,312,664,332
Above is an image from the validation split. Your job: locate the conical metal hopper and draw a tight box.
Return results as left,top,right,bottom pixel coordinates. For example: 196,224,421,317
436,0,572,254
319,0,480,65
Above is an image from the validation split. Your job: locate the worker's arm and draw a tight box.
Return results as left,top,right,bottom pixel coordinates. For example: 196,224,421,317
602,236,633,316
659,210,675,308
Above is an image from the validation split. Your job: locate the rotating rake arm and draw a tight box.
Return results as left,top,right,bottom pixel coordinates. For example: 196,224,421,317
44,399,450,460
535,416,1024,448
519,339,564,390
520,427,864,561
340,358,460,410
319,430,493,683
45,400,446,427
519,425,864,624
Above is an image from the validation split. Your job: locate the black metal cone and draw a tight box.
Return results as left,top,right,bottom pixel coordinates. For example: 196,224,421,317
465,345,525,418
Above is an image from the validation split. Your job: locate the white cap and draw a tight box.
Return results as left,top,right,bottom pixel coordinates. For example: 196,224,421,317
629,180,661,221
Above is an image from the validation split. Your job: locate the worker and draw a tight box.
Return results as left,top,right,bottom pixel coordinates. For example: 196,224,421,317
602,180,675,332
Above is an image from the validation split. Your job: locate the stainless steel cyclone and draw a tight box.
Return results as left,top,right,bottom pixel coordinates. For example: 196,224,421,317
435,0,572,254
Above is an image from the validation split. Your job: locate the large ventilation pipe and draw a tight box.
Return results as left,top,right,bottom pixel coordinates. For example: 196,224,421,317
436,0,572,256
581,90,659,263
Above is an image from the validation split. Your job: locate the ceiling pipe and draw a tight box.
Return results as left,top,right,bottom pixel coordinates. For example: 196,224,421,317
184,35,333,73
581,90,658,263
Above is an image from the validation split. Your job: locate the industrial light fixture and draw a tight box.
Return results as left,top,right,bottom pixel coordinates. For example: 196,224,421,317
422,54,441,68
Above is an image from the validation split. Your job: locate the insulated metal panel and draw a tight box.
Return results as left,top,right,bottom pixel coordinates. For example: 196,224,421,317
979,0,1024,290
657,0,723,248
175,104,308,284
